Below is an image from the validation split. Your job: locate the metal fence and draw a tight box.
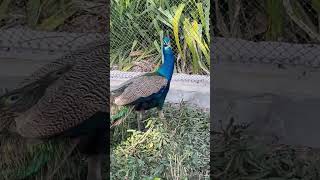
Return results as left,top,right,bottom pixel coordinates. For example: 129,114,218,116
0,0,210,75
0,0,108,94
110,0,210,74
212,0,320,68
110,0,207,52
0,0,107,54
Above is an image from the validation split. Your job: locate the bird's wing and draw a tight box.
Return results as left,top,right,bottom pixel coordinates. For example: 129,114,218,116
0,65,73,132
111,74,144,96
110,72,155,103
12,42,109,139
19,40,107,87
114,74,168,106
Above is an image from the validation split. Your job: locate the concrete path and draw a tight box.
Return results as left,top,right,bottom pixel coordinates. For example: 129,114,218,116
213,54,320,148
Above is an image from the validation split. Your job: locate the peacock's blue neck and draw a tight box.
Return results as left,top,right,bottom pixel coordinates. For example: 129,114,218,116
156,47,175,81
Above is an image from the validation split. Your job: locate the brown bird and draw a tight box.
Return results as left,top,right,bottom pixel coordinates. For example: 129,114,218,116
0,40,109,180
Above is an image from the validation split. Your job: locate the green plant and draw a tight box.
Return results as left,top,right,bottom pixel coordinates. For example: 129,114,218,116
213,0,320,43
111,103,210,179
0,136,87,180
266,0,284,40
110,0,161,71
29,0,78,31
0,0,83,31
156,1,210,74
110,0,210,74
212,118,320,179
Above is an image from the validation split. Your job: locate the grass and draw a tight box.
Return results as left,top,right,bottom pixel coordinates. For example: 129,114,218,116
212,118,320,180
0,103,210,180
111,103,210,179
3,103,320,179
0,135,88,180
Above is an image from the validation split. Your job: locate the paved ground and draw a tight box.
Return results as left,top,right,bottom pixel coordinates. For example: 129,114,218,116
214,62,320,148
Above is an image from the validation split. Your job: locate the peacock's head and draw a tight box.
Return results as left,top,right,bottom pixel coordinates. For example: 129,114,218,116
162,36,174,56
163,36,171,48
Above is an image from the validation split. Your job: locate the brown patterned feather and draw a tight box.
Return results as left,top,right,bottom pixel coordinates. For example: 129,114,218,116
114,75,167,106
11,41,109,138
19,40,107,87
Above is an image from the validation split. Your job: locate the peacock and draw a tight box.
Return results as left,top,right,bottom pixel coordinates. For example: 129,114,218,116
0,40,109,180
111,36,175,130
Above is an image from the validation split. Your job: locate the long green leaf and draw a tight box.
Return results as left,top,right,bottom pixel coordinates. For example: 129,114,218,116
41,0,60,18
266,0,283,40
185,20,209,64
38,3,77,31
312,0,320,12
292,1,317,34
156,14,172,29
0,0,11,21
27,0,41,27
172,4,185,58
183,18,200,74
196,3,209,41
130,40,138,52
154,40,161,54
158,7,173,20
192,20,210,65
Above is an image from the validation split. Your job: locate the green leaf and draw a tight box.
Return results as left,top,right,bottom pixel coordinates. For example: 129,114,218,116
266,0,284,40
37,2,77,31
172,4,185,58
196,3,209,41
27,0,41,27
186,20,210,65
41,0,60,18
156,14,172,29
0,0,12,21
154,40,161,54
292,1,317,34
122,63,134,71
158,7,173,21
183,18,200,74
159,30,164,63
130,40,138,52
312,0,320,12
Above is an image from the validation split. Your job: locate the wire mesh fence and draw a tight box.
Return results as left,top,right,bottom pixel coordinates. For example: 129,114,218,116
110,0,210,75
0,0,107,54
0,0,108,95
212,0,320,68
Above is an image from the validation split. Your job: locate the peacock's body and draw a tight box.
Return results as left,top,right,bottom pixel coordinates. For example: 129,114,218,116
111,37,175,130
0,40,109,180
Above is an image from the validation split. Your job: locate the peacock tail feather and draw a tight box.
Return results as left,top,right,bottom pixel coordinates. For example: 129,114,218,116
111,106,134,128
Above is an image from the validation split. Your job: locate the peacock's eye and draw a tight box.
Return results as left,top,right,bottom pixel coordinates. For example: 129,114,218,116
5,94,21,104
10,95,19,101
164,42,170,47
